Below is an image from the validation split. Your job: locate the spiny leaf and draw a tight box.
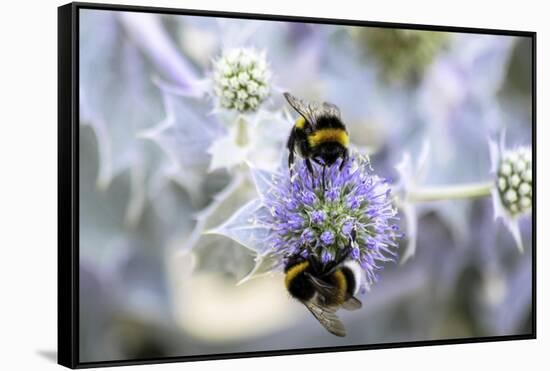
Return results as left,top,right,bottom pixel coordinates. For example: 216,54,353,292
80,10,164,189
237,253,280,286
206,199,271,254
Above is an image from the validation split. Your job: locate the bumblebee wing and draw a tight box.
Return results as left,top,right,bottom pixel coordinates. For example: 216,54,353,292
306,272,362,311
342,296,362,311
285,92,341,129
322,101,341,119
303,300,346,337
304,272,339,301
283,92,316,127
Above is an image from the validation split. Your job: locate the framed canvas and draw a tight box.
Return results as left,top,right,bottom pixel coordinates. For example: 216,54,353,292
58,2,536,368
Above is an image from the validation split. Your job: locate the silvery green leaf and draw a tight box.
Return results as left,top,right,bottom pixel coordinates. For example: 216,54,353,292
118,12,200,90
140,88,225,200
180,173,261,278
159,165,212,208
202,166,288,281
206,199,271,254
206,109,290,172
80,124,194,295
396,140,474,261
183,174,254,251
237,252,280,285
244,110,291,171
207,131,250,172
124,141,166,227
249,164,284,201
79,126,130,265
192,236,255,280
80,174,205,359
80,10,164,189
395,144,429,263
140,88,223,170
147,177,196,248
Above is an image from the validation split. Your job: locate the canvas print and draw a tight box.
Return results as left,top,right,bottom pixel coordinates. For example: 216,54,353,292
77,7,534,364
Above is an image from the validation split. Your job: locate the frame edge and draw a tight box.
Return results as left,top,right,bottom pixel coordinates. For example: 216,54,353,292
64,3,536,369
72,1,534,36
58,2,78,369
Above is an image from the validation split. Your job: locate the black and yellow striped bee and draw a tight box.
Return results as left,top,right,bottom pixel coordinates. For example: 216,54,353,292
283,92,350,188
284,242,362,337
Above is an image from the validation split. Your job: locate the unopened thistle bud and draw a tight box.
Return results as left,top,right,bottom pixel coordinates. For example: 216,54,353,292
212,48,271,113
496,146,532,216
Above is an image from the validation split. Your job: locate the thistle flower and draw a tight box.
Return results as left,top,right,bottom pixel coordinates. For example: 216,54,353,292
263,154,402,286
212,48,271,113
396,137,533,260
208,154,402,287
495,147,532,215
489,134,533,251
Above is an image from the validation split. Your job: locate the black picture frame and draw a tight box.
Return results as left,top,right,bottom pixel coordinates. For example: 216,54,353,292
58,2,537,369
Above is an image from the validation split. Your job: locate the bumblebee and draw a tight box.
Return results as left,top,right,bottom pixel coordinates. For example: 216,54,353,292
284,244,362,337
283,92,350,188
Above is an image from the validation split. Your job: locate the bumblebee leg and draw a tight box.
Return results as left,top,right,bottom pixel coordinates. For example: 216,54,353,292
308,253,325,275
350,228,356,242
325,229,356,275
339,149,349,171
324,246,353,276
340,229,356,260
288,150,295,175
287,130,296,174
305,158,315,188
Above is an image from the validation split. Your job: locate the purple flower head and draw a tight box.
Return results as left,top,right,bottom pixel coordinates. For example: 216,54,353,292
321,249,333,263
262,154,401,287
287,214,304,229
287,198,299,210
320,230,335,246
342,220,354,236
346,195,362,210
310,210,327,224
326,187,340,202
351,245,361,260
300,228,315,244
300,191,316,205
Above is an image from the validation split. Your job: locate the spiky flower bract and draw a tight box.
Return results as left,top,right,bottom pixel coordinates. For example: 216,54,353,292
212,48,271,113
264,155,402,286
489,134,533,252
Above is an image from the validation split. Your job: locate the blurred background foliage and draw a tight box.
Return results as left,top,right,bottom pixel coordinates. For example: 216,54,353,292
78,9,533,362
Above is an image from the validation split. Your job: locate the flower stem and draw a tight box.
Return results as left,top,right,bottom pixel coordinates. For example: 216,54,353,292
408,181,493,203
235,116,249,147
